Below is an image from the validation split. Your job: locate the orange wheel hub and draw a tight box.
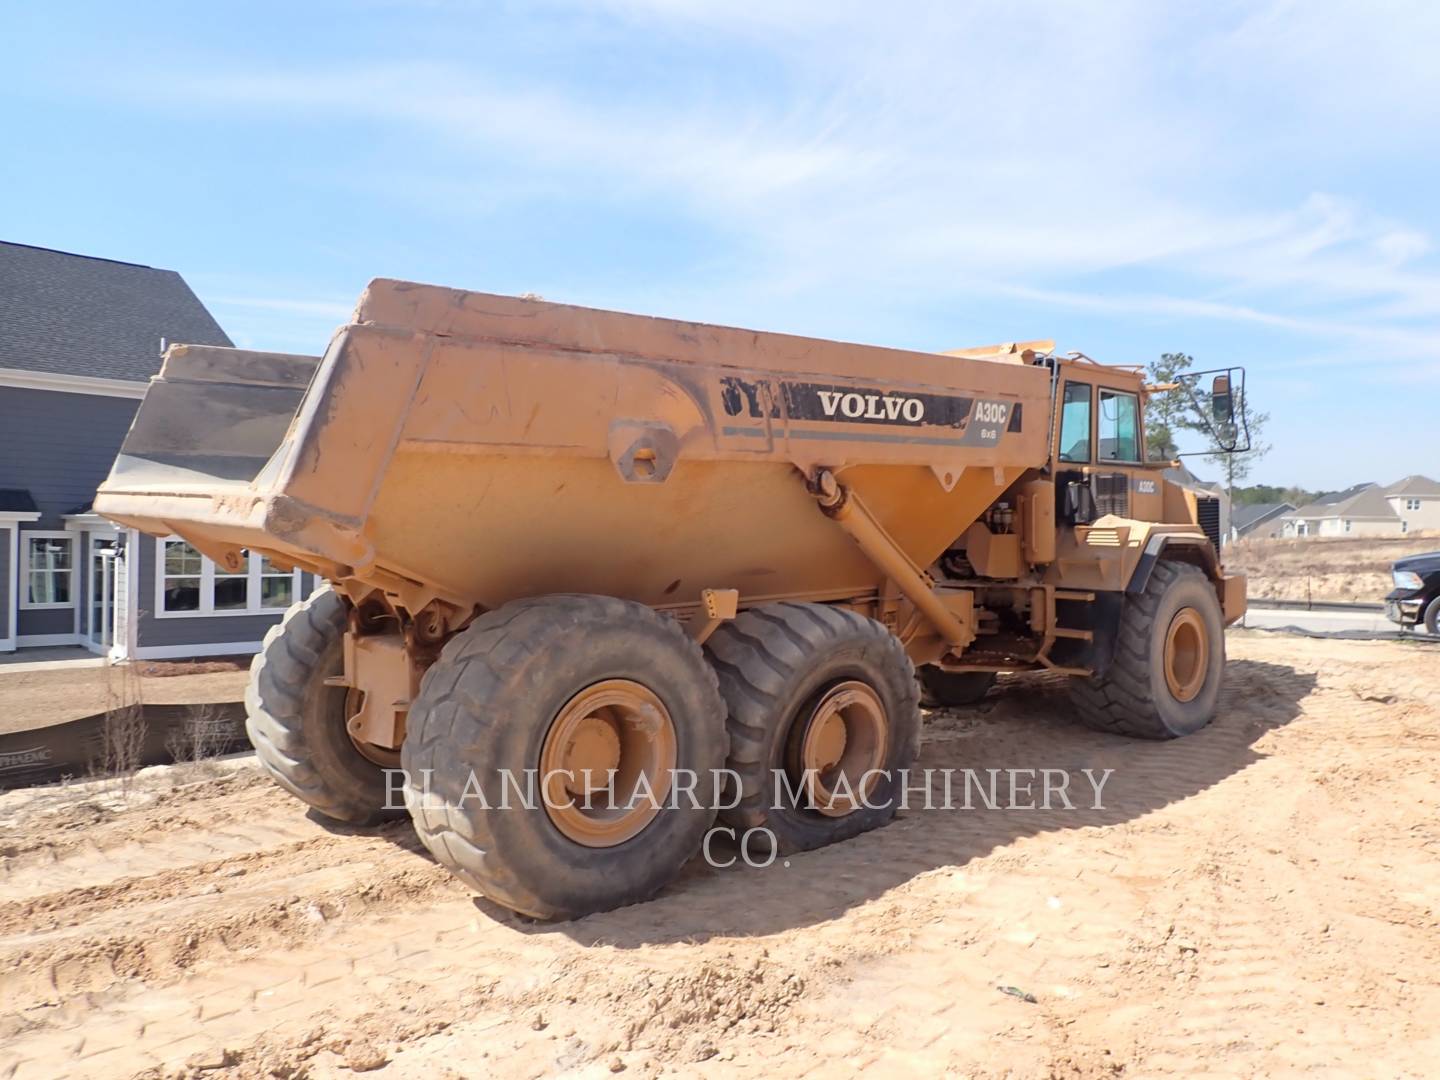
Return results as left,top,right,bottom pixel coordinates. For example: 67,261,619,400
786,681,888,818
1163,607,1209,703
539,680,677,847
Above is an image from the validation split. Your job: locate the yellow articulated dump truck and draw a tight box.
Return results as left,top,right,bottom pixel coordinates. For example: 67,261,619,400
95,279,1245,919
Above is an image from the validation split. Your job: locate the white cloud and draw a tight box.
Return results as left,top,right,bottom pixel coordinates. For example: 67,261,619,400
123,0,1440,366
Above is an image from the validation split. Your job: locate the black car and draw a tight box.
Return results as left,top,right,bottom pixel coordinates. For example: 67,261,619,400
1386,551,1440,635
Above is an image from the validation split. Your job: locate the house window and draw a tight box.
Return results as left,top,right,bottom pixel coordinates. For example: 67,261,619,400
23,533,75,609
1405,497,1421,511
1344,519,1352,532
158,539,302,617
213,558,250,611
162,540,204,611
1402,521,1409,533
258,555,295,609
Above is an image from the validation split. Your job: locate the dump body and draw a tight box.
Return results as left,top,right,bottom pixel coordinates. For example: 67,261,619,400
97,279,1055,619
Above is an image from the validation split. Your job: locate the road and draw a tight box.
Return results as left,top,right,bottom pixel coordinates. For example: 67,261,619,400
1239,604,1399,635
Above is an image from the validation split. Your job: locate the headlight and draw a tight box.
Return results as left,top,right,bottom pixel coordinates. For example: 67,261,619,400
1393,570,1425,590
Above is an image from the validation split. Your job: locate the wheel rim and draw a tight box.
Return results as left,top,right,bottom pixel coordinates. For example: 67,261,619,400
786,681,889,818
1163,608,1209,703
344,688,402,768
539,680,677,848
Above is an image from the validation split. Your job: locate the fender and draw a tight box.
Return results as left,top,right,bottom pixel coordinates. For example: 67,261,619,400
1127,531,1245,625
1126,531,1216,596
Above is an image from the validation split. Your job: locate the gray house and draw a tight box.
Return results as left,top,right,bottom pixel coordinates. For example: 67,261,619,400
1,241,316,658
1162,462,1231,545
1230,501,1296,541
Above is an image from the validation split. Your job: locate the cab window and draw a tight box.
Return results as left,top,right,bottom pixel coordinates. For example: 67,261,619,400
1058,382,1091,462
1098,389,1140,461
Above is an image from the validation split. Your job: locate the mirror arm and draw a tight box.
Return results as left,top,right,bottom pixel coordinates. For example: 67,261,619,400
1173,366,1252,457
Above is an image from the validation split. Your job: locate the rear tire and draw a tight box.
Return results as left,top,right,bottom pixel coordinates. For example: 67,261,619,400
402,595,727,920
705,603,921,853
246,587,397,825
1068,561,1224,739
917,667,996,708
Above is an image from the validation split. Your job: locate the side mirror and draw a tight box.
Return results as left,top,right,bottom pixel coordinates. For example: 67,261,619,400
1063,479,1097,525
1211,374,1233,424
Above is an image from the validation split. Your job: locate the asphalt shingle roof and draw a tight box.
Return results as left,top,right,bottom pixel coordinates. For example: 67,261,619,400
1163,463,1222,494
1384,474,1440,497
1292,486,1398,521
0,241,231,382
0,489,39,513
1232,502,1294,532
1289,482,1379,518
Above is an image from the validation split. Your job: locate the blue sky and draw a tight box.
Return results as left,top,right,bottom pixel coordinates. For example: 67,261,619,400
6,1,1438,490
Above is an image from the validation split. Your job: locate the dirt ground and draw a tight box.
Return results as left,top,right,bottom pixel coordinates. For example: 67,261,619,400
1227,531,1439,604
2,630,1438,1078
0,663,249,734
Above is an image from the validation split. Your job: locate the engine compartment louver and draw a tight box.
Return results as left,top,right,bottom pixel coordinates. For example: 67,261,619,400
1196,496,1222,550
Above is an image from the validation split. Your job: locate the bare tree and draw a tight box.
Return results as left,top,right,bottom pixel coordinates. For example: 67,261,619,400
95,662,148,795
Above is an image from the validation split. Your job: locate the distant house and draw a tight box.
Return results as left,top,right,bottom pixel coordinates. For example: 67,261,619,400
1163,462,1230,544
1276,477,1440,538
1381,475,1440,534
1230,501,1295,541
0,241,318,657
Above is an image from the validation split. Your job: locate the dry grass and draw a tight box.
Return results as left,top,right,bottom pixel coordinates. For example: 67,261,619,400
1227,531,1440,603
93,663,148,795
136,658,247,678
164,703,232,766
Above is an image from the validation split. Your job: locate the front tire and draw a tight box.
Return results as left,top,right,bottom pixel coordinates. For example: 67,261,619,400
1068,561,1224,739
245,588,397,825
1423,595,1440,637
402,595,727,920
705,603,921,853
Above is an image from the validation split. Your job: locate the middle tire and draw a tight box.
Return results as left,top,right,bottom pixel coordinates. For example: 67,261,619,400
401,594,727,920
917,666,996,708
705,603,921,853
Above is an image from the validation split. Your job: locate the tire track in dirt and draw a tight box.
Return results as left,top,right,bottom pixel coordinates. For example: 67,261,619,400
0,768,303,896
2,633,1439,1078
0,834,461,1009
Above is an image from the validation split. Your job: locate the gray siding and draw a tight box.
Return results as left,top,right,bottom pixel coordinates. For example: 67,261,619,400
133,533,320,653
0,386,139,527
0,527,10,640
17,606,74,638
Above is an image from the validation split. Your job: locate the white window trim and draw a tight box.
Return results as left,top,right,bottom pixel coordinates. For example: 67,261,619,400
19,529,79,611
154,537,302,619
0,365,148,399
1,524,17,651
84,530,121,649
